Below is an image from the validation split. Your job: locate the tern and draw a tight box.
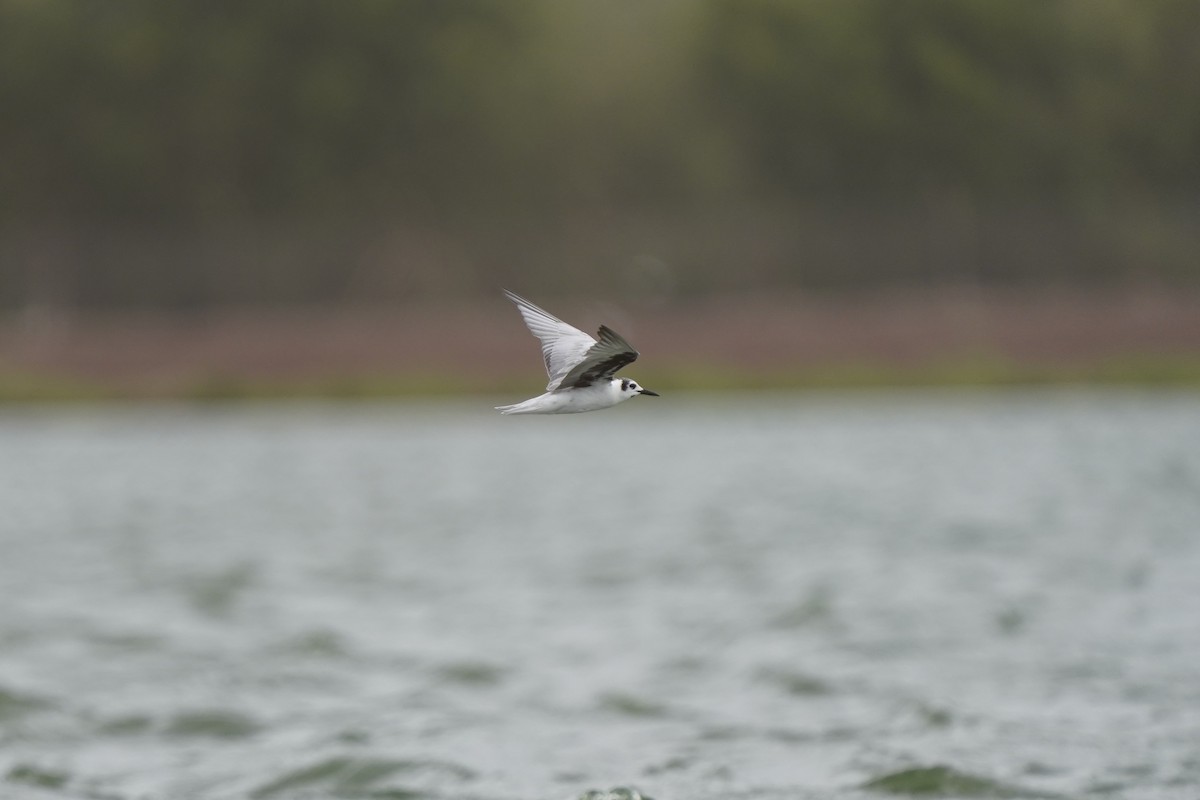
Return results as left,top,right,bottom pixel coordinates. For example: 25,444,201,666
496,290,659,415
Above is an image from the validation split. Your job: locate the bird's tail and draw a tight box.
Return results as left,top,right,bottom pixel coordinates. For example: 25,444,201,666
495,400,537,415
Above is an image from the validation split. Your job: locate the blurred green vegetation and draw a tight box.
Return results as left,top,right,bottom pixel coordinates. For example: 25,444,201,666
1,0,1198,309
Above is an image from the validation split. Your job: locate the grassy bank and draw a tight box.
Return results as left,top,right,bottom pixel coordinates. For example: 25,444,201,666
4,355,1200,405
4,288,1198,404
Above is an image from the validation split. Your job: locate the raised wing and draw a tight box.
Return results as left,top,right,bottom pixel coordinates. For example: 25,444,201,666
504,290,597,390
558,325,639,389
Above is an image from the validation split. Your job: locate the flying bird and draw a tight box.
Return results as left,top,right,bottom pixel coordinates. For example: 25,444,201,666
496,290,659,415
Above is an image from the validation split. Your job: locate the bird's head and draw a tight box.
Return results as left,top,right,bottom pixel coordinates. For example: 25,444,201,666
619,378,659,398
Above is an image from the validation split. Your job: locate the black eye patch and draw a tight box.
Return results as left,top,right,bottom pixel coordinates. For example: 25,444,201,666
621,379,630,391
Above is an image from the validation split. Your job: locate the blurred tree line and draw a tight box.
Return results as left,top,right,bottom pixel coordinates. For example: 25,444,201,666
1,0,1197,309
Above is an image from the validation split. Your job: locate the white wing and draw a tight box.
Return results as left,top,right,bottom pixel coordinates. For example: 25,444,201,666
504,290,598,391
504,290,640,391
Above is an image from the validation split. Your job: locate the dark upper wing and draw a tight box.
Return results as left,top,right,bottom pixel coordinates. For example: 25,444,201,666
559,325,640,389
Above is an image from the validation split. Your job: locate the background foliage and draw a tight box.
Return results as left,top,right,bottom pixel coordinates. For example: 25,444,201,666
2,0,1198,308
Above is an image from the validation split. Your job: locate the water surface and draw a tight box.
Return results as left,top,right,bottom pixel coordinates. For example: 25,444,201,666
2,391,1198,799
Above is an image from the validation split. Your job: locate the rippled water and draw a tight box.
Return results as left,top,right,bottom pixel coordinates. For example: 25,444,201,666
2,391,1199,800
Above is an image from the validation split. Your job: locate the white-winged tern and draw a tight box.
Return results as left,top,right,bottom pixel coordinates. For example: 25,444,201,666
496,290,659,415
